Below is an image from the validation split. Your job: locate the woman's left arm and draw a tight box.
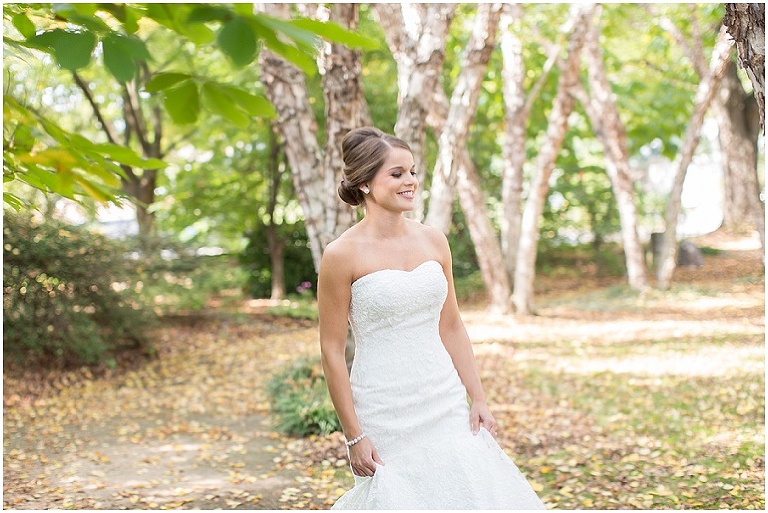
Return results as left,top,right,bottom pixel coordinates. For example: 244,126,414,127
431,229,497,436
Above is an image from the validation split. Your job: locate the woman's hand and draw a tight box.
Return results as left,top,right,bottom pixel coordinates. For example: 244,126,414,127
348,437,384,477
470,400,497,436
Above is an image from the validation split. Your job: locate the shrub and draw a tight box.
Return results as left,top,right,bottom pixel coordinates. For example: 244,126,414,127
267,357,340,437
3,213,154,366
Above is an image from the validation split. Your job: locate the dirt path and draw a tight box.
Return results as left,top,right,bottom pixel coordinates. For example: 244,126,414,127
4,316,322,509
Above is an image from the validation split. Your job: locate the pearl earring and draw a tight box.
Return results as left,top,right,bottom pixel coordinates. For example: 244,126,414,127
363,187,370,194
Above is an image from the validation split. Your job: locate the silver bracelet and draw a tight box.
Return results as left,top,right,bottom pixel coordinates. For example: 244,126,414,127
345,433,367,447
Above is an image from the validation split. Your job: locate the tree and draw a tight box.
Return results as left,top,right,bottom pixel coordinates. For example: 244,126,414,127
424,3,503,234
374,4,455,222
656,25,735,290
512,3,597,315
258,3,375,273
724,3,765,133
574,5,649,291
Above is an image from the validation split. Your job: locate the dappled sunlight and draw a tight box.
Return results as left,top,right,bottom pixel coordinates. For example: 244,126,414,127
550,344,764,377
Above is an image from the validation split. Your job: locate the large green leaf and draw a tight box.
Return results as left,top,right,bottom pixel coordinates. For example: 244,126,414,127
144,72,193,93
11,13,36,38
28,29,97,71
250,17,317,76
187,5,232,23
202,82,250,128
256,15,319,53
101,33,150,82
217,85,276,118
291,18,380,50
217,16,257,67
163,80,200,125
91,143,168,169
3,192,27,212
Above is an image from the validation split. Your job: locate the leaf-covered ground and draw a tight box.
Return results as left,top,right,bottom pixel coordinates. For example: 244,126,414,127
4,231,764,509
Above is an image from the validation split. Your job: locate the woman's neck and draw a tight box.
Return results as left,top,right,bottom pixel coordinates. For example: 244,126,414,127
360,207,408,239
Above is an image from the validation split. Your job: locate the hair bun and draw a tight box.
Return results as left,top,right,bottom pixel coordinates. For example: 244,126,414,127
338,179,363,206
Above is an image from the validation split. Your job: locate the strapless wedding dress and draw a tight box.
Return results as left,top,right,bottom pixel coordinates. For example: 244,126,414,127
332,260,545,510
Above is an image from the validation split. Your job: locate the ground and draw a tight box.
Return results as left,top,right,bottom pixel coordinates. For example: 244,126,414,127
3,230,764,509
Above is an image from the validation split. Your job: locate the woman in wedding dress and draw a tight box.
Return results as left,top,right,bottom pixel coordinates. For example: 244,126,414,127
318,127,545,510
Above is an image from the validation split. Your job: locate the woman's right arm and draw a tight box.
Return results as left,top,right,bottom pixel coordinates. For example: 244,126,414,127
317,245,383,476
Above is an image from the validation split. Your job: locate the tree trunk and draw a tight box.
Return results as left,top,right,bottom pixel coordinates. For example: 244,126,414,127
456,152,513,313
378,4,511,312
578,5,649,291
257,3,367,272
660,11,764,248
718,61,764,240
498,4,561,284
266,126,286,300
375,4,455,222
724,3,765,134
656,25,735,290
319,4,368,247
512,3,596,316
424,3,503,234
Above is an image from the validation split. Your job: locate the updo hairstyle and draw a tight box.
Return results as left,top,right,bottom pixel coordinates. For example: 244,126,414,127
338,127,412,206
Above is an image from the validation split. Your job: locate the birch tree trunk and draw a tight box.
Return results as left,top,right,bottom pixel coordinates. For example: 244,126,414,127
424,3,503,234
656,25,735,290
578,6,649,291
660,10,764,248
499,4,567,283
374,4,455,222
724,3,765,133
378,4,510,311
512,3,596,316
257,3,368,272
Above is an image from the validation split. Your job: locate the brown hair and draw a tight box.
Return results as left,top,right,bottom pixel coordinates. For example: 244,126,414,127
338,127,412,206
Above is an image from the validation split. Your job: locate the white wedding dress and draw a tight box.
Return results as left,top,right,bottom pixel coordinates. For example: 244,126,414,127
332,260,545,510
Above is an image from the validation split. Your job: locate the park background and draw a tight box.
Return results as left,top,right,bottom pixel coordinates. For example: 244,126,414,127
3,2,765,509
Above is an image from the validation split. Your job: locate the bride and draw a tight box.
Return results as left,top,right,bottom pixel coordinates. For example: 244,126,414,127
318,127,545,509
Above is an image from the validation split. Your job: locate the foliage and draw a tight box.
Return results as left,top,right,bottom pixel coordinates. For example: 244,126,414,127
2,213,154,366
267,357,340,437
125,237,247,315
239,222,315,299
3,2,377,209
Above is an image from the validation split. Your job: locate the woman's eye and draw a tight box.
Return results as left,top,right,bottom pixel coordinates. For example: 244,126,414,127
392,173,402,178
410,171,417,176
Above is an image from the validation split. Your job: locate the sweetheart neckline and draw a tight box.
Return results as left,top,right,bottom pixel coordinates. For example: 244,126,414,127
351,260,441,288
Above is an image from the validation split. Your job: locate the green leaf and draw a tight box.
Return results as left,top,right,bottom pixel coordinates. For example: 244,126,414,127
102,34,137,83
3,192,26,211
144,72,193,93
217,85,276,118
256,15,319,53
291,18,380,50
201,82,250,128
187,6,232,23
217,16,257,67
163,80,200,124
91,143,168,169
28,29,97,71
250,18,317,76
11,13,36,38
102,33,150,82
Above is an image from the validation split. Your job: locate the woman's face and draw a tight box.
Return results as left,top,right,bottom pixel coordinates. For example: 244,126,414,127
365,147,418,211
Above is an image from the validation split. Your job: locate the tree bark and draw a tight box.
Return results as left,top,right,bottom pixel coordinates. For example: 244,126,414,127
374,3,455,222
661,11,764,247
499,4,562,284
512,3,597,316
257,3,368,272
266,126,286,300
424,3,503,234
724,3,765,134
578,5,649,291
377,4,511,312
656,25,735,290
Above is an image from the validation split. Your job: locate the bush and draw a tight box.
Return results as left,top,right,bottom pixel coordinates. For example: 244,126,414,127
3,213,154,367
267,357,340,437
